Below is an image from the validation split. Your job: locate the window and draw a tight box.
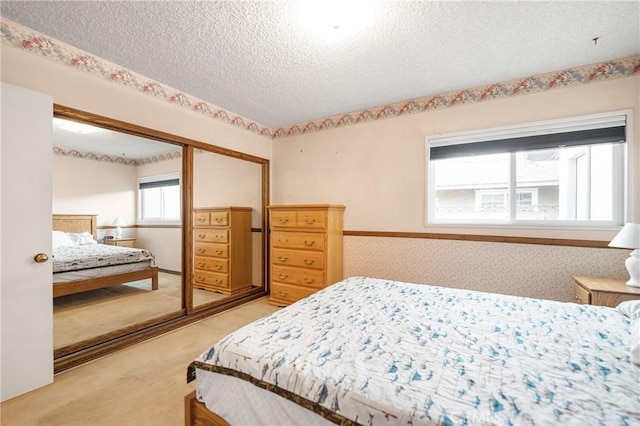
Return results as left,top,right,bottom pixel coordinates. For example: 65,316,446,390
139,173,181,221
427,112,629,227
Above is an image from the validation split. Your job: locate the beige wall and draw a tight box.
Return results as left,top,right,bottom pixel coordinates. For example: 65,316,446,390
1,46,271,160
273,76,639,301
193,151,263,228
273,76,639,241
52,155,137,237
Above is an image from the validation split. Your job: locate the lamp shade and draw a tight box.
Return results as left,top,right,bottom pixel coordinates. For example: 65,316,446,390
609,223,640,249
112,217,126,227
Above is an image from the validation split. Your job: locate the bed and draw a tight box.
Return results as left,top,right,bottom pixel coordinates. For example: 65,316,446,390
52,214,158,298
185,276,640,425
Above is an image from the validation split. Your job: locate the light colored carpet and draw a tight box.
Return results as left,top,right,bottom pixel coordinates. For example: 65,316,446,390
2,297,280,426
54,272,229,350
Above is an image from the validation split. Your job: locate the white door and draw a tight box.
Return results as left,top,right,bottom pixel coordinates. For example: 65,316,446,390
1,83,53,402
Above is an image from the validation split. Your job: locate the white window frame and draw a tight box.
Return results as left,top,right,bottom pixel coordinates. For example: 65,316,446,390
425,110,633,229
138,172,182,223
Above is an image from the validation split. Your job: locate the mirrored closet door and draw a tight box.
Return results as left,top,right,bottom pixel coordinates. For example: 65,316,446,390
52,105,269,365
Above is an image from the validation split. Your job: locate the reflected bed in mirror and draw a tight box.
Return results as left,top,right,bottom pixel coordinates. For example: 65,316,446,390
52,115,184,355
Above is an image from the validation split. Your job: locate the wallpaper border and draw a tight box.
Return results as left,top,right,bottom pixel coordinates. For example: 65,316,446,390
2,18,639,140
274,55,640,138
53,146,182,166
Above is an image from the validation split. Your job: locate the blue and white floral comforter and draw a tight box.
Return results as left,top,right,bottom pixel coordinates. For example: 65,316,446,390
195,276,640,425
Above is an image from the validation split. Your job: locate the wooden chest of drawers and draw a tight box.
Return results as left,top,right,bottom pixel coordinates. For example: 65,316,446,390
268,205,345,306
193,207,252,296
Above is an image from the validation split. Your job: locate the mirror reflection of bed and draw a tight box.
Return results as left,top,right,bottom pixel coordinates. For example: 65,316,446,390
51,119,185,353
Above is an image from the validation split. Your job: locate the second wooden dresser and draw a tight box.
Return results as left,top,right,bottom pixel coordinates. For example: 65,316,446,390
193,207,252,296
268,204,345,306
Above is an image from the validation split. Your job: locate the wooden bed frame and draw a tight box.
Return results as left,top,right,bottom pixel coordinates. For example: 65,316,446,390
52,214,159,298
184,391,229,426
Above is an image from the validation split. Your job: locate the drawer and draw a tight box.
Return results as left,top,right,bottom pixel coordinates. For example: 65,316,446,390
573,283,590,305
195,229,228,243
194,256,228,273
117,240,135,248
194,242,228,258
270,282,316,305
271,231,325,251
271,210,297,228
194,212,210,226
297,210,327,229
272,248,325,270
209,211,229,226
272,265,324,288
194,270,229,289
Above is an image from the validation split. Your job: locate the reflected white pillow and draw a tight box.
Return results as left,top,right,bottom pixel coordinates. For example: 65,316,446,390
52,231,74,248
66,231,97,246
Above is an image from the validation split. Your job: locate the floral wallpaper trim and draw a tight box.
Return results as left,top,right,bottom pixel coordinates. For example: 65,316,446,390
3,19,638,141
1,19,273,139
53,146,182,166
273,54,640,138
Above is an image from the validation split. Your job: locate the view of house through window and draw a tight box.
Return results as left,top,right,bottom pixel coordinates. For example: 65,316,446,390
139,173,181,220
427,112,628,226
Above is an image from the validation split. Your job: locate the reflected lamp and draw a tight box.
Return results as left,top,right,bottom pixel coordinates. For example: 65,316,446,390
112,217,126,239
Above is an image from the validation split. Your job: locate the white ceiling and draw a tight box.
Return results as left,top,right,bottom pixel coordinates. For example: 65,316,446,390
2,1,639,129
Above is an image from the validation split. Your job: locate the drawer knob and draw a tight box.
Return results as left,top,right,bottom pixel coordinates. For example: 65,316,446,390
304,240,315,246
304,278,316,284
278,218,289,224
198,262,205,267
278,256,289,262
198,234,205,239
305,218,316,224
198,248,205,253
278,274,289,279
215,280,223,284
215,250,223,254
304,259,315,265
278,291,288,298
215,265,222,270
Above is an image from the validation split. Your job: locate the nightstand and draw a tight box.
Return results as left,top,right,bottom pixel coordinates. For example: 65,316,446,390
104,237,137,248
573,276,640,308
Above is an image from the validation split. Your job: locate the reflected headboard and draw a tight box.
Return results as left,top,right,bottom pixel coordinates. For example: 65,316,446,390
52,214,98,240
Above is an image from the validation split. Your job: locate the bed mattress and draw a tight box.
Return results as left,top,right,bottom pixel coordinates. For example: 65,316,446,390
52,244,154,273
193,276,640,425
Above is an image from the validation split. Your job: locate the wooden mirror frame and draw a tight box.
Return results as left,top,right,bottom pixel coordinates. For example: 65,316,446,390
53,105,270,372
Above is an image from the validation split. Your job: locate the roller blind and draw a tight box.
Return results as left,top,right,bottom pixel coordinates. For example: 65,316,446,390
429,113,626,161
139,178,179,190
430,126,625,160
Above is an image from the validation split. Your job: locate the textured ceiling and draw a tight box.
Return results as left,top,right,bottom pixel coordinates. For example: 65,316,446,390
2,1,639,129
